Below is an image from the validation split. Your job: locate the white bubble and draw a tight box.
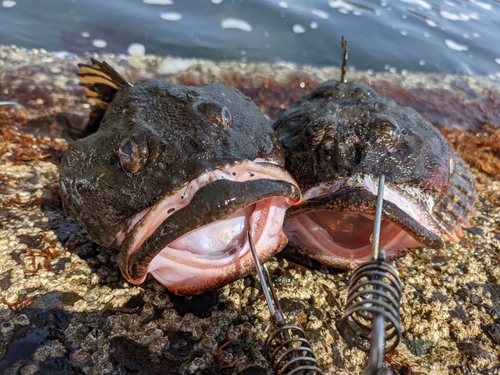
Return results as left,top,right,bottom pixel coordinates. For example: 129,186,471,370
2,1,16,8
211,0,223,3
160,12,182,21
81,32,90,38
440,11,472,21
293,24,306,33
400,0,431,10
311,9,329,19
425,19,437,27
221,18,252,32
472,32,480,38
495,58,500,66
92,39,107,48
329,0,353,11
400,30,408,36
278,1,288,8
419,60,426,65
339,8,348,14
470,0,491,10
143,0,173,4
353,10,361,16
444,39,467,52
128,43,146,57
310,21,318,29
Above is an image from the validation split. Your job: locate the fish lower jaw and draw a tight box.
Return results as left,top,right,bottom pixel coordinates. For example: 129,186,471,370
145,198,289,295
284,211,423,269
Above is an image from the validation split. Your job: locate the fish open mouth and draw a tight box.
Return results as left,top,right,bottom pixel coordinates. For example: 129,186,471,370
284,160,476,269
116,160,301,295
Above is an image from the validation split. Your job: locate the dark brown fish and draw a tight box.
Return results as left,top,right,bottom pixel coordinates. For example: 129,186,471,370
60,59,301,295
273,80,477,269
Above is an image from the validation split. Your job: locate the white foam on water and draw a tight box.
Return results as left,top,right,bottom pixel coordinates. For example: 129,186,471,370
495,58,500,66
470,0,491,10
221,18,252,32
143,0,173,4
419,60,426,65
328,0,353,12
400,30,408,36
2,1,16,7
128,43,146,57
440,11,476,21
81,32,90,38
445,39,468,52
293,24,306,33
211,0,223,4
472,32,480,38
310,21,318,29
425,19,437,27
444,0,455,5
311,9,329,19
353,10,361,16
278,1,289,8
400,0,431,10
92,39,107,48
160,12,182,21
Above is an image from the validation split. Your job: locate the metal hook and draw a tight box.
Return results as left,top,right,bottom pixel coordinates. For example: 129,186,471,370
248,231,324,375
248,231,286,327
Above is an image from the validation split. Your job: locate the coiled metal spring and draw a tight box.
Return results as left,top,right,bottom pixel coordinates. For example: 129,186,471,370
248,231,323,375
338,256,402,354
266,324,322,375
338,175,402,374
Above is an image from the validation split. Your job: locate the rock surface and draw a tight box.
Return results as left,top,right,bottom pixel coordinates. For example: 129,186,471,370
0,46,499,374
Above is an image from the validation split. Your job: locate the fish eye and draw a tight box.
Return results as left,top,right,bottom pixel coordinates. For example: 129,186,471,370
198,102,234,129
384,122,402,151
302,117,329,149
118,132,149,173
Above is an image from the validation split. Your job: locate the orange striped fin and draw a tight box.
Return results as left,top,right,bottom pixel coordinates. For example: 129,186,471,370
78,58,132,108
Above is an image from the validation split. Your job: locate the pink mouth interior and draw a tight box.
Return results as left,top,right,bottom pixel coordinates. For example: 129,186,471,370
148,196,288,290
285,210,422,264
117,160,300,293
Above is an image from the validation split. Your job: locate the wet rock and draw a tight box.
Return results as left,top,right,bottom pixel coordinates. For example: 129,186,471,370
483,323,500,345
457,342,492,360
402,338,434,356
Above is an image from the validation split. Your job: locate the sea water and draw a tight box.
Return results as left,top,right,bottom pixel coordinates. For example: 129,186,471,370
0,0,499,78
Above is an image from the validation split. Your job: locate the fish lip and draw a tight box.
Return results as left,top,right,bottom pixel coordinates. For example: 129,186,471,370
117,160,301,291
284,175,455,269
287,187,444,247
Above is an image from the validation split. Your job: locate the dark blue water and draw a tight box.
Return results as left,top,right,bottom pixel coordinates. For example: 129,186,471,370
1,0,499,78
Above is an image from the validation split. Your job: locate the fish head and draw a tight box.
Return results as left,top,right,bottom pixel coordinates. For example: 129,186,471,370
273,80,477,269
60,60,301,295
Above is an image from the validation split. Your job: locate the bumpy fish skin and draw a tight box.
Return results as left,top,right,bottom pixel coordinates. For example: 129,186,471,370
60,60,301,295
273,80,476,269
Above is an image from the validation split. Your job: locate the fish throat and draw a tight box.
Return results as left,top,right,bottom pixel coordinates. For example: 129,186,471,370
116,160,301,295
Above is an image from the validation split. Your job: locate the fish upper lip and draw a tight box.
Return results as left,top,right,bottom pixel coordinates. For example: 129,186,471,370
116,160,301,287
292,173,453,240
